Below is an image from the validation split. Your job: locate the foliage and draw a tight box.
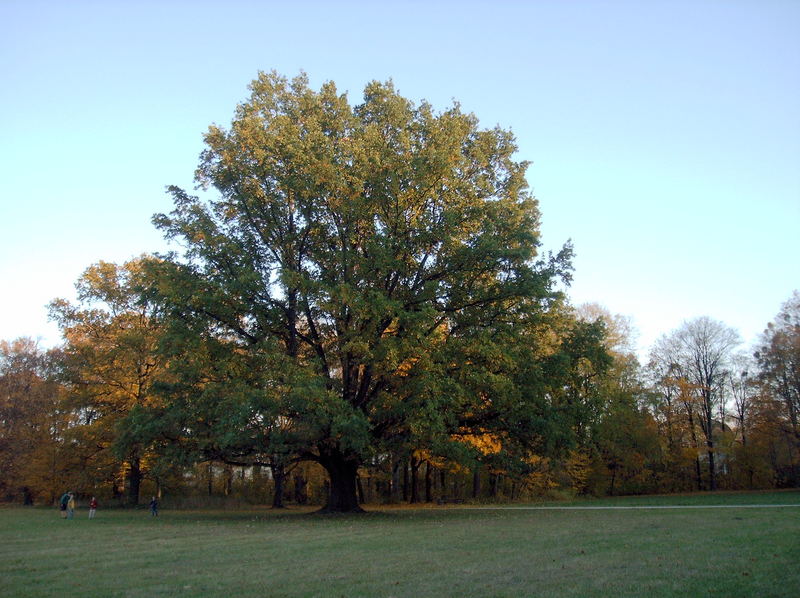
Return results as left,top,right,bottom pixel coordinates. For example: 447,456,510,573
135,71,584,511
751,291,800,486
0,339,68,504
2,67,796,505
649,317,740,490
756,293,800,440
49,257,166,505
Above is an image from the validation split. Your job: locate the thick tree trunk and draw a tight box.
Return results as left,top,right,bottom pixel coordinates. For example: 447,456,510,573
293,471,308,505
365,475,373,503
271,463,286,509
356,475,365,505
489,473,499,498
224,464,234,496
410,457,420,504
127,458,142,507
318,451,363,513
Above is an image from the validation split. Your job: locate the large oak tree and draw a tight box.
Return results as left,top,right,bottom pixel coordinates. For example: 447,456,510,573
144,72,575,512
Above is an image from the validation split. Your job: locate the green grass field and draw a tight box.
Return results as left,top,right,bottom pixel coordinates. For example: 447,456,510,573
2,491,799,598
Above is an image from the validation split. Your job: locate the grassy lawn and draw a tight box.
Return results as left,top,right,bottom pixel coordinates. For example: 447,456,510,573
2,491,799,598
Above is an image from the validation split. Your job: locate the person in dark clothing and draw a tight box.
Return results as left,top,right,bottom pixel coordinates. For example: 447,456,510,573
149,496,158,516
59,492,70,518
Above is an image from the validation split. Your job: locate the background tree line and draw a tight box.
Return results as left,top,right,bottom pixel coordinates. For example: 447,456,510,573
2,73,798,510
3,288,796,507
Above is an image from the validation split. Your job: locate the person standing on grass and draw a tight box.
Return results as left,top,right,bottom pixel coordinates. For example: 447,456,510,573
59,491,70,518
67,493,76,519
88,496,98,519
149,496,158,516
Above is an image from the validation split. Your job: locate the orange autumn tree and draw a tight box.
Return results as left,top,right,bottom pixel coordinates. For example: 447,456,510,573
50,257,167,505
0,338,71,504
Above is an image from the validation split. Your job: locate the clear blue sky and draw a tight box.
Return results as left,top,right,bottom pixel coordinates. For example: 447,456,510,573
1,0,798,357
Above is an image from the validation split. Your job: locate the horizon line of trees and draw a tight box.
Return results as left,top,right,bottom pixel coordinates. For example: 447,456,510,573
2,288,797,508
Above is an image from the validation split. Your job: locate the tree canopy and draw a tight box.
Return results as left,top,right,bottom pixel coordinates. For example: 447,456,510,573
138,71,581,511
